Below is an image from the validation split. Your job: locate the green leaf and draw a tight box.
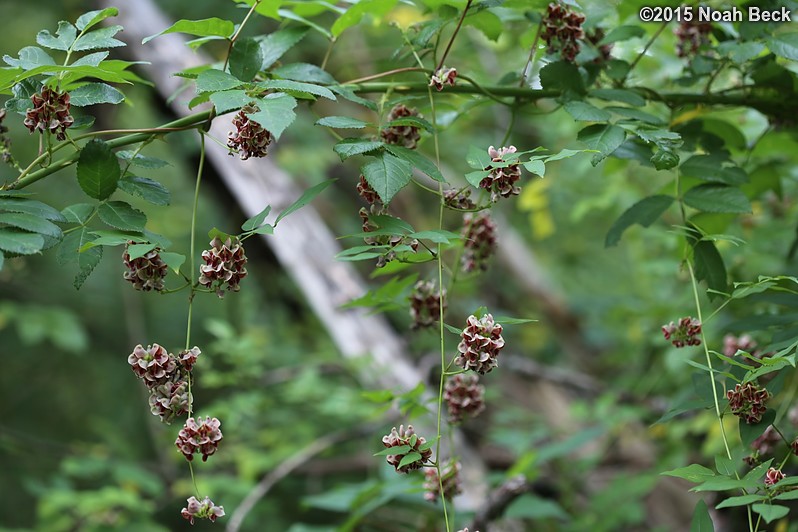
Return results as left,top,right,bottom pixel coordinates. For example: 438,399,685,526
524,160,545,176
493,316,538,325
76,8,119,32
410,230,460,244
143,18,235,44
329,85,377,111
37,21,78,51
385,115,433,132
362,153,413,204
577,124,626,165
58,227,103,289
599,25,645,44
607,106,664,125
539,61,585,94
767,33,798,61
209,90,251,114
73,26,125,51
82,230,145,247
691,235,728,296
277,9,332,39
273,62,336,84
332,0,398,37
258,79,336,100
97,201,146,232
774,490,798,501
242,205,272,231
464,10,503,41
384,145,446,182
275,180,335,226
251,224,274,235
333,138,384,161
126,243,156,260
116,151,170,169
716,494,766,509
77,139,120,200
0,213,62,238
196,69,243,93
118,176,170,206
68,83,125,107
681,154,747,185
160,252,185,274
3,46,55,70
397,452,422,469
563,101,611,122
683,185,752,214
752,504,789,524
229,37,263,82
661,463,715,483
342,274,418,311
466,144,491,170
61,203,94,224
374,445,411,456
0,198,67,222
717,41,765,64
0,228,45,255
247,94,298,139
316,116,370,129
589,88,646,107
651,149,680,171
739,410,776,448
257,28,308,70
690,500,714,532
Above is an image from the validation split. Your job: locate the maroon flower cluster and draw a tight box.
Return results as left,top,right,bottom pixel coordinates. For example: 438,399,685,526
199,237,248,297
727,382,770,424
381,425,432,473
122,242,168,292
181,496,225,525
176,416,223,462
585,28,613,63
380,104,422,149
480,146,522,202
24,87,74,141
423,460,462,502
409,280,446,329
541,2,586,63
461,212,497,273
674,21,713,58
430,66,457,91
128,344,200,423
661,317,702,348
456,314,505,375
357,174,382,205
227,104,273,160
765,467,785,487
444,188,476,210
723,334,758,357
444,374,485,423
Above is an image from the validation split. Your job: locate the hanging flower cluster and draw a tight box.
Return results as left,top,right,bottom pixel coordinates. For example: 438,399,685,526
456,314,505,375
541,2,586,62
674,20,713,58
122,242,169,292
661,317,702,347
175,416,224,462
199,236,248,297
443,188,476,210
128,344,200,424
480,146,522,202
423,460,462,502
461,212,497,273
430,66,457,91
181,496,225,525
727,382,770,424
409,280,446,329
227,104,273,159
381,425,433,473
723,334,758,357
380,104,422,149
24,87,74,141
444,374,485,423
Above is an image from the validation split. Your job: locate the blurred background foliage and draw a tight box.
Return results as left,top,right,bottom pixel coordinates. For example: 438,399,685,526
1,0,798,530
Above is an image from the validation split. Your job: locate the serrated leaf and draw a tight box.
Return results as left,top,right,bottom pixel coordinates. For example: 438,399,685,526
767,33,798,61
229,37,263,81
160,252,185,274
362,153,413,204
384,145,445,182
209,90,251,114
466,144,491,170
605,195,673,247
563,101,611,122
242,205,272,231
651,149,680,170
0,198,67,222
77,139,120,200
589,88,646,107
258,79,335,100
257,27,308,70
577,124,626,165
0,213,62,238
118,176,170,206
143,18,235,44
273,62,336,84
690,500,714,532
333,138,384,161
61,203,94,224
82,230,145,248
196,69,243,93
98,201,146,232
0,228,45,255
680,155,748,185
384,115,432,132
57,227,103,288
599,25,645,45
37,21,77,51
116,151,170,169
331,0,398,37
247,94,297,139
275,180,335,226
71,52,109,67
316,116,370,129
73,26,125,51
76,8,119,32
68,83,124,107
539,61,585,94
683,185,752,214
608,106,664,125
752,504,789,524
661,463,715,483
3,46,55,70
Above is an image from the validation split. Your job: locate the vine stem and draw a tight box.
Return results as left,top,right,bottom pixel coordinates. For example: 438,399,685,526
620,21,668,85
518,20,543,87
436,0,473,72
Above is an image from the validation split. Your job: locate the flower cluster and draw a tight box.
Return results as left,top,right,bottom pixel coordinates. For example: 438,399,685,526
175,416,223,462
480,146,522,202
430,66,457,91
0,108,13,165
661,317,702,348
181,496,225,525
409,280,446,329
765,467,786,487
122,242,168,292
199,237,248,297
381,425,432,473
128,344,200,423
357,174,382,205
723,334,758,357
359,206,419,267
674,20,713,58
444,374,485,423
380,104,422,149
727,382,770,424
24,87,74,141
227,104,273,159
461,212,497,273
423,460,462,502
443,188,476,210
585,28,613,63
456,314,505,375
541,2,586,63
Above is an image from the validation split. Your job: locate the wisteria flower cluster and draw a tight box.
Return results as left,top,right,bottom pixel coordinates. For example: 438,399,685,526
541,2,586,62
181,496,225,525
409,280,447,329
461,212,497,273
381,425,433,473
423,460,462,502
727,382,770,424
661,317,702,347
175,416,224,462
199,236,248,297
122,242,169,292
444,374,485,424
480,146,522,202
24,87,74,141
227,104,273,159
456,314,505,374
128,344,200,423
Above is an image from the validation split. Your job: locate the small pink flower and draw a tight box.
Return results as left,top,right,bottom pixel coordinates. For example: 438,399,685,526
661,317,701,348
175,417,223,462
765,467,785,487
430,66,457,91
181,495,225,524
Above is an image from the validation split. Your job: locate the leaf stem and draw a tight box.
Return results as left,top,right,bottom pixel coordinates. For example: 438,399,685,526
436,0,473,72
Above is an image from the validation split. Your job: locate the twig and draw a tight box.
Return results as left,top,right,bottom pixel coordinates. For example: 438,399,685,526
436,0,473,72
